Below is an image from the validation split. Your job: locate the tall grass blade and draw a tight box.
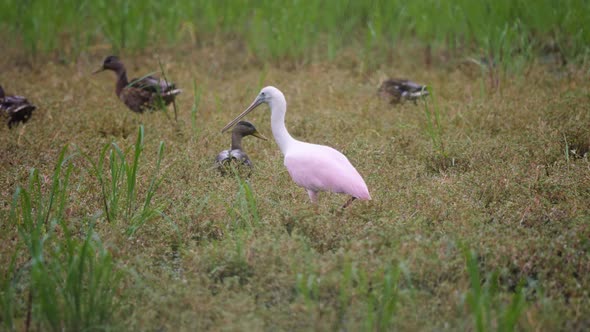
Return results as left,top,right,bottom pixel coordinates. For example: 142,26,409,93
463,246,528,332
126,125,144,219
8,161,122,331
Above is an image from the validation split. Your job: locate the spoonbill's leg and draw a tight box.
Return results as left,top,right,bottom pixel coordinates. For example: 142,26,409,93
307,190,318,204
342,196,356,209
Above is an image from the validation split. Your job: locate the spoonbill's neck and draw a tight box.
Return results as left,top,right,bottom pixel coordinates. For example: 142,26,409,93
268,98,296,155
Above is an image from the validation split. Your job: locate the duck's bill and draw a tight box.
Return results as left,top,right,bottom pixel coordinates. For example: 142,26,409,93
221,96,264,133
92,68,105,74
251,130,268,141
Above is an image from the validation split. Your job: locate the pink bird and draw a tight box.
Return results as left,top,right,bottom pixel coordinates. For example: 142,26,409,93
221,86,371,208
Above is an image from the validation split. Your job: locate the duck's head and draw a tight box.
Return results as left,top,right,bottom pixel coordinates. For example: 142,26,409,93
221,86,285,133
233,121,267,140
93,55,124,74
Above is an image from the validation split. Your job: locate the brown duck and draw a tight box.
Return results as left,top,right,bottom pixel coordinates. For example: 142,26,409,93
215,121,267,176
0,85,36,128
378,79,429,104
94,56,181,113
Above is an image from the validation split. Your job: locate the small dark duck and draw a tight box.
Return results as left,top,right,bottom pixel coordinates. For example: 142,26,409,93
378,79,429,104
215,121,267,175
94,56,181,113
0,85,36,128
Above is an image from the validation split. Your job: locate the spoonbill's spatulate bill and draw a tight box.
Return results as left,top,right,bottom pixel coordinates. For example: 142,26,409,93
221,86,371,208
215,120,268,176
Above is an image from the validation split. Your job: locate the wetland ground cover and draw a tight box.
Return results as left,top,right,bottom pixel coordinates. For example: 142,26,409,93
1,1,589,331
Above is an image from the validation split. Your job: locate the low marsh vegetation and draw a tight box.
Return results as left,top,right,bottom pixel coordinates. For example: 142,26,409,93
1,147,121,331
80,125,166,235
1,0,589,67
1,9,589,330
2,56,589,330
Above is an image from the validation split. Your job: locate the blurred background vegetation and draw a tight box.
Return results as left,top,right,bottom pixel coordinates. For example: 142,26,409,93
1,0,589,67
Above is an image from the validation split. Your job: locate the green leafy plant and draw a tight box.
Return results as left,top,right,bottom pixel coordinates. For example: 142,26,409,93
296,271,321,314
225,172,261,231
81,125,166,235
4,146,121,331
294,261,401,331
464,248,528,332
422,89,445,158
362,265,401,331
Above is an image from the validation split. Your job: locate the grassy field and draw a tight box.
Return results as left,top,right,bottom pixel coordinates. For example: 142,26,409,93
2,0,590,67
1,2,590,331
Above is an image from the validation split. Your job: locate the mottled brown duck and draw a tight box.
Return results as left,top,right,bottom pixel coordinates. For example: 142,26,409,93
0,85,36,128
378,79,429,104
215,121,267,176
94,56,181,113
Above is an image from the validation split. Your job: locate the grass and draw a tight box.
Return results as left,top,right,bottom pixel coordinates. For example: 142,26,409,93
79,125,166,236
463,247,528,331
190,80,203,139
1,146,120,331
1,7,590,330
1,0,590,67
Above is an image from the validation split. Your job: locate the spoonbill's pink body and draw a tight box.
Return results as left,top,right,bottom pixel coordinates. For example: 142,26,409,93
222,86,371,207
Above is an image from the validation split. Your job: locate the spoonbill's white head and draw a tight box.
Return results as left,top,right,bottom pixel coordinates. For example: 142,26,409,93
221,86,285,133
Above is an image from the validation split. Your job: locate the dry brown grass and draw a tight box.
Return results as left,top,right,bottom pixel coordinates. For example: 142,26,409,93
1,46,589,331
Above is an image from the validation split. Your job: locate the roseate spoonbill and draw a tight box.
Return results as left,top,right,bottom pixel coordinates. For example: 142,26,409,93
221,86,371,208
93,56,181,113
378,79,428,104
215,121,268,176
0,85,36,128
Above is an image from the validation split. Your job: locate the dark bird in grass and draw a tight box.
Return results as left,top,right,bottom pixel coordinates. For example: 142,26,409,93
378,79,429,104
0,85,36,128
215,121,268,176
93,56,181,113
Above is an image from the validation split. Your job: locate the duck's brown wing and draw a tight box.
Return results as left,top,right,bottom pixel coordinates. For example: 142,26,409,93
216,150,231,164
1,95,36,128
215,150,253,176
381,79,426,93
378,79,428,103
215,150,232,175
398,80,426,94
394,80,428,100
119,87,154,113
130,75,176,93
378,80,403,103
129,75,181,106
230,150,253,167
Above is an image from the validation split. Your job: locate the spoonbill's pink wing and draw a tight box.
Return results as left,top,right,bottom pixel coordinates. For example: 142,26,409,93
284,143,371,200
